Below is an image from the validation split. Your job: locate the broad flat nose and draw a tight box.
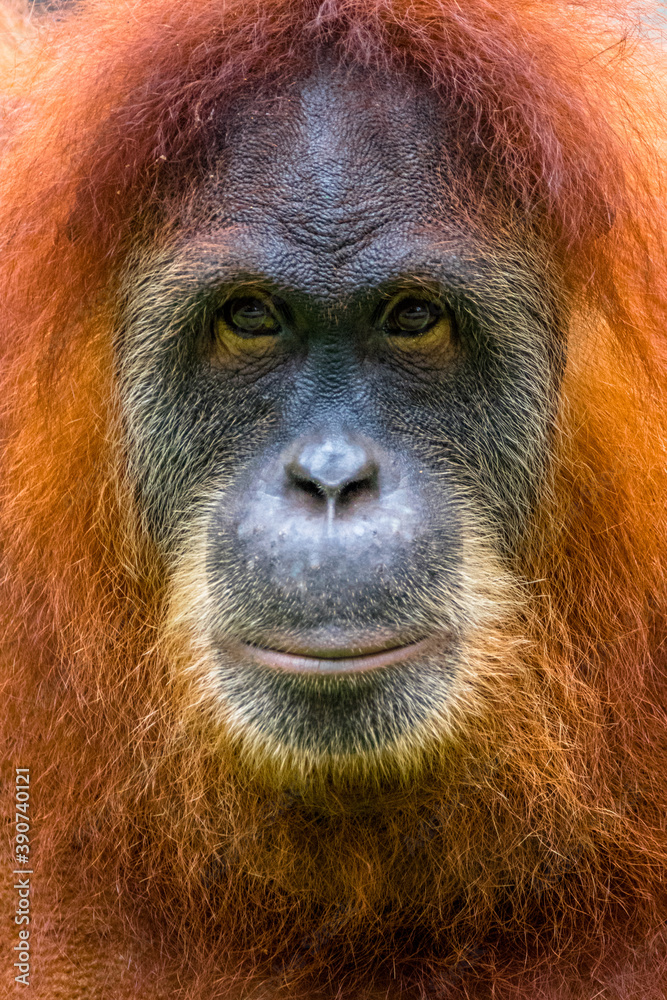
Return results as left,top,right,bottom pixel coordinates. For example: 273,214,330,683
286,434,379,507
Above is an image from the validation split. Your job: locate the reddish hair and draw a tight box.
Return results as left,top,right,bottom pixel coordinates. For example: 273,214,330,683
2,1,667,997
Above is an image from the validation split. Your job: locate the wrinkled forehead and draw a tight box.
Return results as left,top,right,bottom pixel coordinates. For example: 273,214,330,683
196,65,452,291
225,66,444,217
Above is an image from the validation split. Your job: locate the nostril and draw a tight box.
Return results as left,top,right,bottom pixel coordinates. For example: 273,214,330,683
338,474,376,505
291,475,327,502
284,434,380,510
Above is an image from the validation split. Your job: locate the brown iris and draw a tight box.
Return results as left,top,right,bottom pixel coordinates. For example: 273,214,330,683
214,296,281,356
385,297,453,352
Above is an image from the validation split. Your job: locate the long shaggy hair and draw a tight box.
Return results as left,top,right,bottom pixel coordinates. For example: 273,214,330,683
2,1,667,997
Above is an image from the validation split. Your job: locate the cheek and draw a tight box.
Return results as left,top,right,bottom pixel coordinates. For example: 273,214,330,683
377,348,559,544
471,356,560,537
119,359,277,546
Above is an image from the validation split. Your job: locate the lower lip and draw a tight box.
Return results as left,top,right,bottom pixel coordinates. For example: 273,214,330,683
237,639,432,675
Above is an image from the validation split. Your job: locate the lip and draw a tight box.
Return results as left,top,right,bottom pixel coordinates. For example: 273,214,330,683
236,638,433,674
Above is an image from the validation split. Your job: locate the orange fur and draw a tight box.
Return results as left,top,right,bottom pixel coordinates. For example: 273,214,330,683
2,1,667,997
0,0,33,125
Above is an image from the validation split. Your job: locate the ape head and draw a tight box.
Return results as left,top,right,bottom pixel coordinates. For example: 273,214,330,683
122,62,562,781
2,0,667,995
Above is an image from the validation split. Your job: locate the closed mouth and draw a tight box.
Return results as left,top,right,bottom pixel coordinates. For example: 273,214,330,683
237,638,433,674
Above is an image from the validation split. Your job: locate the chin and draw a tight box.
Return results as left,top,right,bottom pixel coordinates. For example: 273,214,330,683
168,593,507,792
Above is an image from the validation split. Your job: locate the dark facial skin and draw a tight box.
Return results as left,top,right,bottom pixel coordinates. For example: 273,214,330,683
119,65,564,764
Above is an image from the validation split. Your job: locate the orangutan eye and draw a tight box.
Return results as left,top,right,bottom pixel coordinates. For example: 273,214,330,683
383,296,454,354
220,297,280,337
212,295,283,360
387,298,442,335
